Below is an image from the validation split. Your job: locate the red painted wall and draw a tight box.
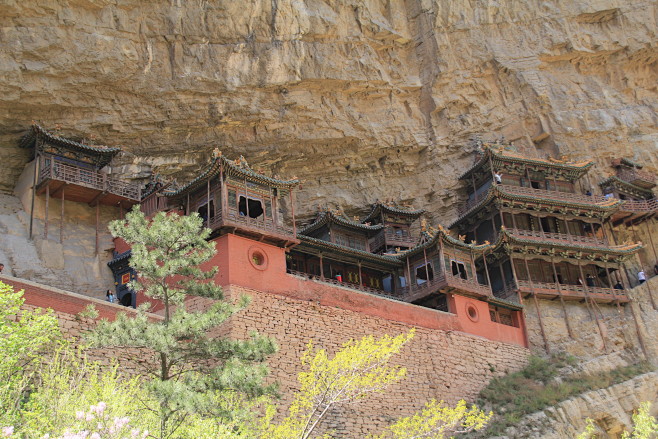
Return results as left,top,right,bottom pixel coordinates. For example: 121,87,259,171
208,234,527,347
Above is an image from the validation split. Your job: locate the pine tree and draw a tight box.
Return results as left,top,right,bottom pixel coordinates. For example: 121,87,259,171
88,207,277,439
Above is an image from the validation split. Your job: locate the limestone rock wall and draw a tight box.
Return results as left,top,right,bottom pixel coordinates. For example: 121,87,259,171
1,0,656,224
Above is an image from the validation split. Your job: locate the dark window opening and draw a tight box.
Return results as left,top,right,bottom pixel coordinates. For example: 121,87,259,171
239,196,264,218
197,201,215,223
416,263,434,285
451,261,467,280
530,181,541,189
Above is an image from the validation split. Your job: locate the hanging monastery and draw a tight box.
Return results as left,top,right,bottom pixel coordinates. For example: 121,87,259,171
2,123,658,436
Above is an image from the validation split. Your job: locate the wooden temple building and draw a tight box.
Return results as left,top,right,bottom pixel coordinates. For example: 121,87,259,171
20,124,657,348
19,124,142,251
600,158,657,228
449,142,645,350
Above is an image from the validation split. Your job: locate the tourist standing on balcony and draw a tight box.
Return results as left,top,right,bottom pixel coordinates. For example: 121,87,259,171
638,270,646,285
614,281,624,290
653,263,658,276
585,189,592,196
586,274,595,287
494,172,502,185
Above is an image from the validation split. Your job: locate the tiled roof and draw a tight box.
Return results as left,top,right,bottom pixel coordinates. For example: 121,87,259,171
362,202,425,223
459,143,593,181
165,151,299,197
297,235,402,267
299,209,385,235
449,185,622,229
20,123,122,167
400,227,492,259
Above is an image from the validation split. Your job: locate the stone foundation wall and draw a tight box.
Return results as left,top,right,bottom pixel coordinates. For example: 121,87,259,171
222,284,529,438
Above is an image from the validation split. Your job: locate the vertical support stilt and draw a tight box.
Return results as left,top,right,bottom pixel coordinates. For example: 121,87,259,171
290,190,296,236
578,263,608,352
532,293,551,354
357,261,363,286
551,259,574,339
44,184,49,239
645,220,658,267
319,253,324,280
523,257,547,351
29,155,40,240
60,186,65,244
95,202,100,255
629,300,650,362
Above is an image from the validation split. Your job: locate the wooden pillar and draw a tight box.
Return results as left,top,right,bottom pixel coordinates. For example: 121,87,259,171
44,184,49,239
645,220,658,265
244,178,249,224
207,178,211,222
290,190,297,236
319,253,324,280
498,263,508,289
482,251,493,287
423,248,430,283
604,264,621,312
60,186,65,244
551,258,574,339
510,256,523,305
186,193,190,216
511,212,518,231
406,256,412,288
358,261,363,286
29,154,40,240
95,202,100,255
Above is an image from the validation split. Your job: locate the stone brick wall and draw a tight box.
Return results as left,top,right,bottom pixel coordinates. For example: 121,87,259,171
222,285,529,438
2,274,529,438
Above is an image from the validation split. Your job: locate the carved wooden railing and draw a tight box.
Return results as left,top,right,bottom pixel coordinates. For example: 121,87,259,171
514,279,626,301
509,228,608,247
286,269,401,300
219,207,294,236
620,199,658,213
399,271,491,302
617,168,656,187
40,157,141,201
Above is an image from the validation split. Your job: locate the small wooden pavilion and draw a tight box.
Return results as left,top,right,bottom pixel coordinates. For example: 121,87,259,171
19,124,141,251
140,149,300,248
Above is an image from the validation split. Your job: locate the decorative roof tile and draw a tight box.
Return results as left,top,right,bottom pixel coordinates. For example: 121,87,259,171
164,150,299,198
362,201,425,223
20,123,122,167
299,208,384,235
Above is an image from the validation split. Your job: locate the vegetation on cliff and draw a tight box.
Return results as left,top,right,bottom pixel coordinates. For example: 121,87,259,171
477,353,653,436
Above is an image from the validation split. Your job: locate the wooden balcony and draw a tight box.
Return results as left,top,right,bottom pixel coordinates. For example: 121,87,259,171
370,229,417,252
510,279,628,304
37,156,141,206
617,168,656,189
399,271,491,303
207,206,298,247
611,199,657,226
509,228,608,248
458,184,611,216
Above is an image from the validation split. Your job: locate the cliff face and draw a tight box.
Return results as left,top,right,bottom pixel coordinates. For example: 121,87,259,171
1,0,656,224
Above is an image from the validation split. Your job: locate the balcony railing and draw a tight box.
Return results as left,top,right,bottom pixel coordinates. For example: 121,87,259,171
399,271,491,303
620,199,658,213
458,184,611,217
208,207,294,237
509,228,608,247
39,157,141,201
617,168,656,188
286,269,401,300
513,279,627,302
